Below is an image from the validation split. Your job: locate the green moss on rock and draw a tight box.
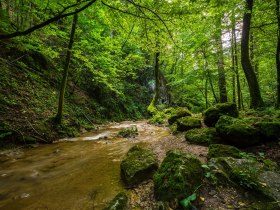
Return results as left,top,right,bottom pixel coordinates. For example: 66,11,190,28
255,121,280,141
208,157,280,208
118,125,138,138
207,144,242,159
103,192,128,210
153,150,203,202
215,116,261,148
185,128,220,146
120,145,158,187
203,103,238,127
176,116,201,132
167,107,192,125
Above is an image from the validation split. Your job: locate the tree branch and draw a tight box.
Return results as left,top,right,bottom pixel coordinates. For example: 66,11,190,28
0,0,97,40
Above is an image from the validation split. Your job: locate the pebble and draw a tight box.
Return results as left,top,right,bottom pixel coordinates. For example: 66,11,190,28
209,190,217,196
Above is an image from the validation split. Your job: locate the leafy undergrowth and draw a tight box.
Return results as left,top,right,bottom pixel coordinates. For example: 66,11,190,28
0,42,149,147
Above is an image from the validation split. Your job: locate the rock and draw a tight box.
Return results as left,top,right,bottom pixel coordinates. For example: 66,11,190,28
185,128,221,146
255,121,280,141
118,125,138,138
207,144,242,159
215,116,261,148
208,157,280,208
153,150,203,202
168,107,192,125
176,116,201,132
103,192,128,210
120,146,158,187
203,103,238,127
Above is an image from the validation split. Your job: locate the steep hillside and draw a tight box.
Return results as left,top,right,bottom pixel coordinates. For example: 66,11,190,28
0,41,151,146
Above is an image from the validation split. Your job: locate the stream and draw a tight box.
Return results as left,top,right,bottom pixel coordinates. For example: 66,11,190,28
0,121,173,210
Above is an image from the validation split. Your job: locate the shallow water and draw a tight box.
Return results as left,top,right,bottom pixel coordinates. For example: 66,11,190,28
0,121,170,210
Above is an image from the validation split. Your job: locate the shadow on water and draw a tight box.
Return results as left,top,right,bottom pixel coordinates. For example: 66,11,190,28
0,121,170,210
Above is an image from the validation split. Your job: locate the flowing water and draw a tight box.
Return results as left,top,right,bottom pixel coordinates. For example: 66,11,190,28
0,121,171,210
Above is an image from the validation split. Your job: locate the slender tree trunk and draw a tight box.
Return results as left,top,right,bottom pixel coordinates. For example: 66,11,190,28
241,0,263,109
276,0,280,107
55,13,78,124
147,51,160,114
205,77,208,109
215,16,227,103
231,30,236,104
203,47,218,103
154,51,160,104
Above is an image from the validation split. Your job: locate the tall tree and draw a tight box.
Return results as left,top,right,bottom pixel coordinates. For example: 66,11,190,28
215,15,228,103
241,0,263,108
276,0,280,107
55,13,78,124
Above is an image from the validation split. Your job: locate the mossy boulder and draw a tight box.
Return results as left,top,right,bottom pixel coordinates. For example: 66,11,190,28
176,116,201,132
153,150,203,202
215,116,261,148
103,192,128,210
120,146,158,187
203,103,238,127
185,128,221,146
118,125,138,138
255,121,280,141
207,144,242,159
208,157,280,208
167,107,192,125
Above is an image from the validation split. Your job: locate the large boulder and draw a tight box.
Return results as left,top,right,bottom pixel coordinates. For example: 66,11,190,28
215,116,261,148
120,146,158,187
255,121,280,141
208,157,280,208
176,116,201,132
185,128,221,146
207,144,242,159
167,107,192,125
103,192,128,210
153,150,203,202
203,103,238,127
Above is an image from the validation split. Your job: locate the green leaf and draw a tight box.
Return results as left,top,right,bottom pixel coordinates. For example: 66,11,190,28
180,193,197,208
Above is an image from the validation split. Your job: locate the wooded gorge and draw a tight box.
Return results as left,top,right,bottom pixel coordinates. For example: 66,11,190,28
1,0,280,209
0,0,280,140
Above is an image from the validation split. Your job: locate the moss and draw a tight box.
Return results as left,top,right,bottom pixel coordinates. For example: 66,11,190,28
255,121,280,141
103,192,128,210
215,116,261,148
153,150,203,202
147,98,158,116
120,145,158,187
118,125,138,138
176,116,201,132
148,111,170,125
203,103,238,127
210,157,280,206
169,122,178,134
185,128,220,146
167,107,192,125
207,144,242,159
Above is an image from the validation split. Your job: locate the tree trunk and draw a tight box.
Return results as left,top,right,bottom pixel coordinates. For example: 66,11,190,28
276,0,280,107
241,0,263,109
215,16,227,103
147,51,160,114
55,13,78,124
154,51,160,105
231,29,236,104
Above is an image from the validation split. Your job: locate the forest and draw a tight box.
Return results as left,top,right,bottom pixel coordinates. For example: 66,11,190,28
0,0,280,210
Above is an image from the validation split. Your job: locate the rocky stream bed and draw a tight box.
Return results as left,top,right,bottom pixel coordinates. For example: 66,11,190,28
0,120,279,210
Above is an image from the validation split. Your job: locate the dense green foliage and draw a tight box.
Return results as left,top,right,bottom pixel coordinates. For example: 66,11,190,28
1,0,280,141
